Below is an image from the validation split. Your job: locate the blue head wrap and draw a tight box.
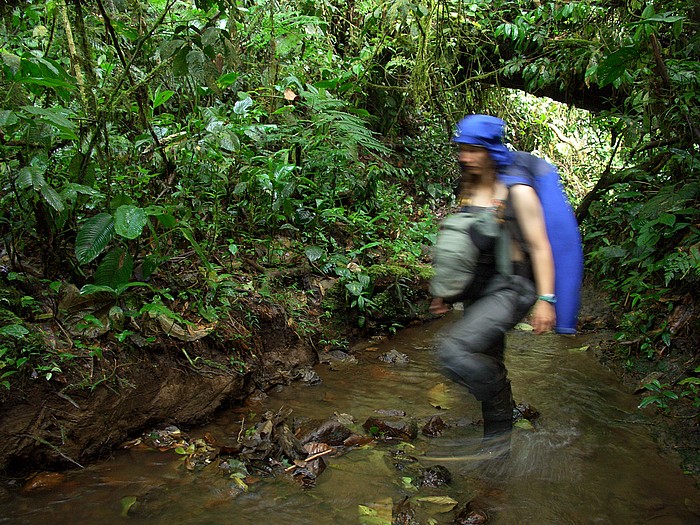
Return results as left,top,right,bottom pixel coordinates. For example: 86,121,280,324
452,114,513,168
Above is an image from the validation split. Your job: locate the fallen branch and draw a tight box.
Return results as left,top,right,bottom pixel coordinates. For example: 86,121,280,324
284,447,334,471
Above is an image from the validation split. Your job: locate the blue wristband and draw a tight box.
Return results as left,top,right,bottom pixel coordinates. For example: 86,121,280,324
538,294,557,304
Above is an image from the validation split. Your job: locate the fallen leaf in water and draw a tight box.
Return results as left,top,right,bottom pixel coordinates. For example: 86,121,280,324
120,496,137,517
428,383,452,410
417,495,458,504
514,419,534,430
358,497,393,525
417,495,459,512
569,345,590,353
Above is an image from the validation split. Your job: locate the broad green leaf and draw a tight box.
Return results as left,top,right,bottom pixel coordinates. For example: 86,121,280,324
114,205,148,240
595,47,638,88
21,106,78,140
79,284,117,296
15,166,46,190
657,213,676,227
345,281,363,296
40,184,65,212
234,96,253,115
514,419,534,430
159,39,185,60
0,110,18,127
152,88,174,109
217,72,240,89
305,246,324,263
94,247,133,288
75,213,115,265
155,214,177,229
172,47,189,76
0,324,30,338
120,496,137,518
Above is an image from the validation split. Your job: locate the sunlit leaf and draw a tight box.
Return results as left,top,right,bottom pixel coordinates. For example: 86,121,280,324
152,87,174,109
234,96,253,115
230,476,248,491
217,72,240,89
358,498,393,525
514,419,534,430
114,205,148,240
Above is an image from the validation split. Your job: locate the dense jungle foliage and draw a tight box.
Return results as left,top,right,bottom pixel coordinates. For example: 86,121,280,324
0,0,698,416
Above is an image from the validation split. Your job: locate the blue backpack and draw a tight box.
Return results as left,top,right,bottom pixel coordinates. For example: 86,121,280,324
501,152,584,334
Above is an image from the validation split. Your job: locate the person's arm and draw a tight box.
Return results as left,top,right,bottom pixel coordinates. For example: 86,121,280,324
510,184,556,334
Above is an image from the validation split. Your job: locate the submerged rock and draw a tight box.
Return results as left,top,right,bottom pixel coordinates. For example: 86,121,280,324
393,496,418,525
378,349,409,364
363,414,418,442
296,419,354,446
454,499,489,524
422,415,448,437
513,403,540,423
417,464,451,488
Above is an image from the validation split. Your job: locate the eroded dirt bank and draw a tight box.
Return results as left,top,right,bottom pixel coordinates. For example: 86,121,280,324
0,299,317,474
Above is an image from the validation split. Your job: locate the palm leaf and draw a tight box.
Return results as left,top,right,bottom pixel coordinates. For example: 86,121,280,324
75,213,115,265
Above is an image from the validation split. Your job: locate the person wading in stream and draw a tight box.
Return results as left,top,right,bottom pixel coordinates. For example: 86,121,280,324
429,114,556,455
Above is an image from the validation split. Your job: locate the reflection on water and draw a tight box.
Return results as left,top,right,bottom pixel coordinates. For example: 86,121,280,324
2,313,699,524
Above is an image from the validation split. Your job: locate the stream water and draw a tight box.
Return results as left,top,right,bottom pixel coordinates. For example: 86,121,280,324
3,314,700,524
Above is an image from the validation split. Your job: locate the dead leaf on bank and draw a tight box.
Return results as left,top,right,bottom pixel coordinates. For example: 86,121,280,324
156,314,215,341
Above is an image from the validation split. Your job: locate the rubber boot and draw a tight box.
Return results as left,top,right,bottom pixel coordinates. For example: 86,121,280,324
480,382,514,459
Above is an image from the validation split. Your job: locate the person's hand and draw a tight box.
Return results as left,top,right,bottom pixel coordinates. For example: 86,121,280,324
429,297,451,315
530,300,556,334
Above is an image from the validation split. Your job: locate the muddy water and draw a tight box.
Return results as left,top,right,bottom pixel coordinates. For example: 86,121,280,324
3,314,700,524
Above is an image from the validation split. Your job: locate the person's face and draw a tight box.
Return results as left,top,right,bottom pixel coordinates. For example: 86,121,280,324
457,144,495,177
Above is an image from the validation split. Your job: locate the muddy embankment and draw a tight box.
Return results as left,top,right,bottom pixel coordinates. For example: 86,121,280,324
0,297,318,475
